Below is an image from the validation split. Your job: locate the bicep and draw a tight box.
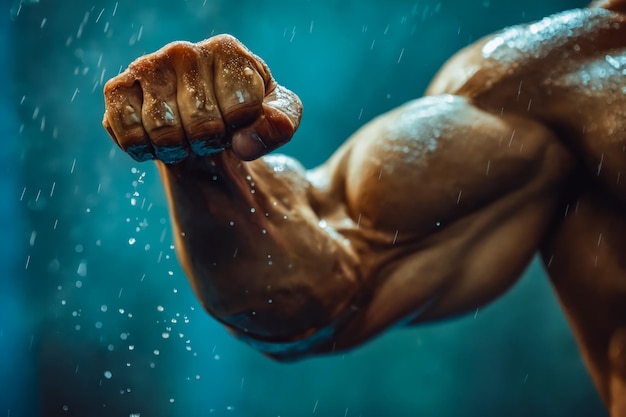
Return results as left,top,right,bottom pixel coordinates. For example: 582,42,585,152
342,95,567,240
328,96,574,348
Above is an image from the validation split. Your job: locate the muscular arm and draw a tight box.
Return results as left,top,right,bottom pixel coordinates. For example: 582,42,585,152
100,4,626,415
103,36,573,360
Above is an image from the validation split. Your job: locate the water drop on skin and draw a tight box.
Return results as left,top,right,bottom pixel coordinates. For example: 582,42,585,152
163,102,175,123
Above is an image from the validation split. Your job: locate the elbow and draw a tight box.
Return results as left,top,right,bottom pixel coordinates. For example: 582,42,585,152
228,321,341,362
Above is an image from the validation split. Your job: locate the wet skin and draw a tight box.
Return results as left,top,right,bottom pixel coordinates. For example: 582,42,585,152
103,1,626,415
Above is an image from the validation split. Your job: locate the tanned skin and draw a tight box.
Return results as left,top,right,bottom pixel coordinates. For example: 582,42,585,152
102,1,626,415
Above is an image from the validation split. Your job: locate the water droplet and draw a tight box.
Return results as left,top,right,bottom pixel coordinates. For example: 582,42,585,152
163,102,175,123
77,261,87,277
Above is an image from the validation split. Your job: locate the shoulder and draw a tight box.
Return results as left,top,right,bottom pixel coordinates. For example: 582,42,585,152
426,7,624,98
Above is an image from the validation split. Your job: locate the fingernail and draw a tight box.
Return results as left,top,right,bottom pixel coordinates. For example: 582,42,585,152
153,145,189,164
190,136,225,156
232,131,267,161
126,144,155,162
252,132,268,149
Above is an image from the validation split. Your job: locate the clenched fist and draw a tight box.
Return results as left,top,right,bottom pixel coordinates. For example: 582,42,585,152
103,34,302,163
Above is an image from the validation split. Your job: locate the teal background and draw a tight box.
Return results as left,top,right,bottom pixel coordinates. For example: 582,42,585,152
2,0,606,416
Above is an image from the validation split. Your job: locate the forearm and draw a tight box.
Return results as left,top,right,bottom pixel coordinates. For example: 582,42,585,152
101,33,579,364
157,151,366,346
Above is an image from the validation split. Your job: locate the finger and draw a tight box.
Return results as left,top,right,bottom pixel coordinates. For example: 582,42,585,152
103,72,155,162
230,107,293,161
130,52,189,164
231,85,302,161
206,35,266,129
167,41,227,156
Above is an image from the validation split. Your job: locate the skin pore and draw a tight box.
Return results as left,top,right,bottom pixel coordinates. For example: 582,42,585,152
103,1,626,415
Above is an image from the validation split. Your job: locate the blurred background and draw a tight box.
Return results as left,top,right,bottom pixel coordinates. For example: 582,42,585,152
2,0,605,416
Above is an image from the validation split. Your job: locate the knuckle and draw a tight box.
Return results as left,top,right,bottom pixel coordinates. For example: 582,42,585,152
104,72,133,99
103,78,117,97
198,34,253,64
162,40,195,57
128,54,153,75
204,33,239,50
